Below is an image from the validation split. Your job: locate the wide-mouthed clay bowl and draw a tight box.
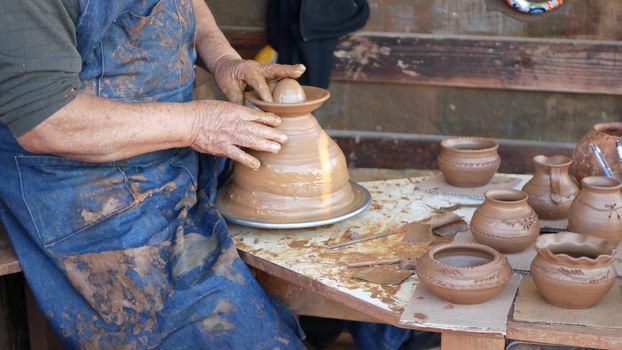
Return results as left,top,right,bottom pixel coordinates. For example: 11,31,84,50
531,232,617,309
470,189,539,253
415,243,512,304
437,137,500,187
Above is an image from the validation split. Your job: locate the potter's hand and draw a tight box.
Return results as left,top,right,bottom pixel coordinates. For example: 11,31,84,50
213,57,306,104
189,100,287,170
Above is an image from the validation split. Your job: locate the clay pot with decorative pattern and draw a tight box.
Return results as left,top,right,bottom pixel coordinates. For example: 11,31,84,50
437,137,500,188
415,243,512,304
522,155,579,220
572,122,622,181
531,232,617,309
567,176,622,242
470,189,540,253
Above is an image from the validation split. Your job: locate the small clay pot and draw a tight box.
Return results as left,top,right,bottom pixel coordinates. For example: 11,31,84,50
522,155,579,220
567,176,622,242
470,189,540,253
531,232,617,309
572,122,622,181
415,243,512,304
437,137,500,187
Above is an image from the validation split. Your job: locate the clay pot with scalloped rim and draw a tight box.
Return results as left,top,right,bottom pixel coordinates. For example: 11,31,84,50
437,137,500,188
470,189,540,253
522,155,579,220
531,232,617,309
415,243,512,304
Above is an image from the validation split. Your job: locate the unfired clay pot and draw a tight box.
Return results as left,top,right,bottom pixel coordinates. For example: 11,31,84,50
531,232,617,309
470,189,540,253
572,122,622,181
567,176,622,242
415,243,512,304
522,155,579,220
437,137,500,187
216,79,362,223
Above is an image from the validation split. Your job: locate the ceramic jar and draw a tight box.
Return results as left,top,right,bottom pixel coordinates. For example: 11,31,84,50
567,176,622,242
531,232,617,309
216,80,360,223
470,189,540,253
415,243,512,304
572,122,622,181
522,155,579,220
437,137,500,188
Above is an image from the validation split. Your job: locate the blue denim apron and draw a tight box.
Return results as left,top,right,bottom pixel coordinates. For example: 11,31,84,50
0,0,304,348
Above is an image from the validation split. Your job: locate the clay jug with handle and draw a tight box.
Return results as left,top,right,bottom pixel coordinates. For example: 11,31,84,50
522,155,579,220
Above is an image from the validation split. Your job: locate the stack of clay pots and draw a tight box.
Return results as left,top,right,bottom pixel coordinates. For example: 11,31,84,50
216,79,365,224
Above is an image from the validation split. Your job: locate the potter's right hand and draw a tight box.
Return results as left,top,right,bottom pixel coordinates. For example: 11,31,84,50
188,100,287,170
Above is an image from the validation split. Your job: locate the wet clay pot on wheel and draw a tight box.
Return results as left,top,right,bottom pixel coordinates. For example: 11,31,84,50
216,79,361,223
531,232,617,309
437,137,500,188
568,176,622,242
522,155,579,220
470,189,540,253
572,122,622,181
415,243,512,304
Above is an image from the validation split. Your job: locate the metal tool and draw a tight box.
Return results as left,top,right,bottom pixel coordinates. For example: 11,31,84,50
590,143,614,178
328,231,395,249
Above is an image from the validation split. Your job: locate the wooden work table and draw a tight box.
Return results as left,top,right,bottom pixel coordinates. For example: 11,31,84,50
229,170,622,350
1,169,621,349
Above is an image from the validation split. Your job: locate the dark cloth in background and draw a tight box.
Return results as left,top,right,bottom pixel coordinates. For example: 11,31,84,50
267,0,369,88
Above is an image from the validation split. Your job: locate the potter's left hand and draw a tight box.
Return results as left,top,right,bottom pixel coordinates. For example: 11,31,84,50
213,57,306,104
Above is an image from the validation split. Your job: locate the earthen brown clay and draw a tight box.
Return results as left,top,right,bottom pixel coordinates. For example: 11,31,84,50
216,79,361,223
531,232,617,309
470,189,539,253
522,155,579,220
567,176,622,242
271,78,307,103
572,122,622,180
415,243,512,304
437,137,500,187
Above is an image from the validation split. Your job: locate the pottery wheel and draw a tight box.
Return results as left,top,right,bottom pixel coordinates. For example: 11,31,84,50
217,181,371,229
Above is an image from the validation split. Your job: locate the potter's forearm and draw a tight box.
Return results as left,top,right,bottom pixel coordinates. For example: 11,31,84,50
192,0,241,73
17,93,196,162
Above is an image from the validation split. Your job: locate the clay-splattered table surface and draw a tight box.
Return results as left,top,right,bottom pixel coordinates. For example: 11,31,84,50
230,174,531,325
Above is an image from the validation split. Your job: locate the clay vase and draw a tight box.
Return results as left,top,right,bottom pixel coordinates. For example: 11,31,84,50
572,122,622,181
470,189,539,253
531,232,617,309
415,243,512,304
216,79,361,223
522,155,579,220
437,137,500,187
567,176,622,242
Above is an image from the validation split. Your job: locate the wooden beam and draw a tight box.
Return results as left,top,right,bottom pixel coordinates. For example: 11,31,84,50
506,319,622,349
328,130,574,174
223,29,622,95
441,332,506,350
253,269,383,323
332,33,622,95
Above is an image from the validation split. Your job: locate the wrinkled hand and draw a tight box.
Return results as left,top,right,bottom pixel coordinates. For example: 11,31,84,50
189,100,287,170
213,57,306,104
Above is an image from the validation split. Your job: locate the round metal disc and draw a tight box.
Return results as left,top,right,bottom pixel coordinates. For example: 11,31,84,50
218,181,372,229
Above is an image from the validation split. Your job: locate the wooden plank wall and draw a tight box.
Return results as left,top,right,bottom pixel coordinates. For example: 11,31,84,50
204,0,622,172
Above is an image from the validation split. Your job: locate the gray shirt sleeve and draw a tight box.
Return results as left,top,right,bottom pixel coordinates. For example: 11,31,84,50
0,0,82,137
